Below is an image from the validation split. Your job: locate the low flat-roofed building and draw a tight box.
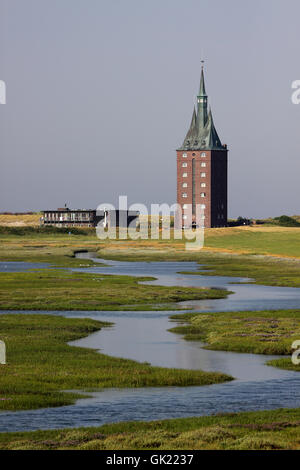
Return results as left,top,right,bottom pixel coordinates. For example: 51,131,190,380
42,208,139,228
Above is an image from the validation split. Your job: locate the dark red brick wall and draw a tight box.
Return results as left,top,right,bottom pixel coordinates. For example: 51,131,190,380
177,149,227,228
211,150,228,227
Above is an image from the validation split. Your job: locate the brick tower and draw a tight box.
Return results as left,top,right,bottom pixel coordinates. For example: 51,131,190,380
176,65,228,228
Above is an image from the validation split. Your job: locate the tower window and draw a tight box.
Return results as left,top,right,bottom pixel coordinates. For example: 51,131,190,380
200,193,206,198
182,183,187,188
183,204,188,209
201,162,206,167
182,153,187,158
200,204,206,209
201,152,206,157
200,172,206,177
183,215,187,220
201,183,206,188
182,162,187,168
182,193,188,198
182,173,188,178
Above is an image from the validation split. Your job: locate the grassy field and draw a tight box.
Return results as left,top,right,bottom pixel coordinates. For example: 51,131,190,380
97,248,300,288
89,225,300,259
205,225,300,258
1,227,300,289
1,408,300,449
1,223,300,256
0,314,232,411
0,268,229,311
169,310,300,371
0,231,100,268
0,213,41,226
1,214,300,258
1,225,300,449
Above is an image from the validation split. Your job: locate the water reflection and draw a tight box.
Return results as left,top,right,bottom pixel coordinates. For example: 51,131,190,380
0,261,49,272
1,376,299,432
71,311,287,382
74,254,300,312
0,254,299,432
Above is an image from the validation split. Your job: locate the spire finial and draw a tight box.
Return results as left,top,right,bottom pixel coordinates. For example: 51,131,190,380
198,62,207,97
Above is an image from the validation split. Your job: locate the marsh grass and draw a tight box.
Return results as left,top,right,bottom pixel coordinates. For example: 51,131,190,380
102,251,300,288
1,227,300,286
182,255,300,288
0,314,232,411
169,310,300,371
1,229,300,448
0,268,229,311
205,226,300,257
1,408,300,449
0,214,41,226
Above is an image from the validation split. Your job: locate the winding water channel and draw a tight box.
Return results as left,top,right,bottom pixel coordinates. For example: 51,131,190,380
0,255,300,432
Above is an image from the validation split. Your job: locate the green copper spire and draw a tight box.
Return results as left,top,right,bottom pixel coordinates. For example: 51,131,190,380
198,63,207,97
206,107,222,149
178,64,225,151
196,64,208,130
185,107,197,141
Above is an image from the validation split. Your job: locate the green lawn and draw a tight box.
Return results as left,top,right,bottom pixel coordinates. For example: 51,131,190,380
1,408,300,449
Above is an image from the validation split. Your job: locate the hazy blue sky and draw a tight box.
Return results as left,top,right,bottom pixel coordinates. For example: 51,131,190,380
1,0,300,218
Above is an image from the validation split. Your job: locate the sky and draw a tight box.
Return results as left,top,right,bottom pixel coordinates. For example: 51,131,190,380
0,0,300,218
